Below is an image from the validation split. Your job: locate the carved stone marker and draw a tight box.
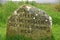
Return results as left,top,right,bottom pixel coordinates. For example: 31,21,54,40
6,5,52,40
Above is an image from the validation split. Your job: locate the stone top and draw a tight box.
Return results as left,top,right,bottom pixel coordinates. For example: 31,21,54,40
12,5,52,27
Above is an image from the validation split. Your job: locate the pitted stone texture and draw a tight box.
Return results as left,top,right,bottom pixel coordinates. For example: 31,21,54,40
6,5,52,40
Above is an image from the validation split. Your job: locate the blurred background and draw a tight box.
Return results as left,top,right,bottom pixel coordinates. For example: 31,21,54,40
0,0,60,4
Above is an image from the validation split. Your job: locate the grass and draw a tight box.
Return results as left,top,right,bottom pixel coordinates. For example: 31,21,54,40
0,2,60,40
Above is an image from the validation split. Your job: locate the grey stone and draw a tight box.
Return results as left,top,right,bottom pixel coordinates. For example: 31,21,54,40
6,5,52,40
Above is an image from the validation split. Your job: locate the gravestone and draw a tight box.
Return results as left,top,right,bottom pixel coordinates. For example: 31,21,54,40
6,5,52,40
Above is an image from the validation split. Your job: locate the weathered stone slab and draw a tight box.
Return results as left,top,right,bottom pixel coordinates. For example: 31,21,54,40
6,5,52,40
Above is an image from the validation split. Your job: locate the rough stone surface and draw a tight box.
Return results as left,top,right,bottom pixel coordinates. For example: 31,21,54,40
6,5,52,40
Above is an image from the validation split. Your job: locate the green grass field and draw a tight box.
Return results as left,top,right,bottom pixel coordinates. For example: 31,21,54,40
0,2,60,40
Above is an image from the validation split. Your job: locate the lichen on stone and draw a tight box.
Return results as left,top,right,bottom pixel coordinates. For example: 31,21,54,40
6,5,52,40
